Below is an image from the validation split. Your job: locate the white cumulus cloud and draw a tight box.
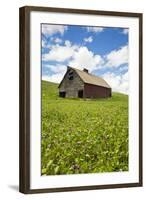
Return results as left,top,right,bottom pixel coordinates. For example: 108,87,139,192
102,71,129,94
42,42,78,62
84,36,93,43
68,46,103,71
42,64,67,83
64,40,72,47
42,24,68,36
86,27,104,33
44,64,66,74
105,45,128,68
50,37,63,44
122,28,129,35
42,39,46,48
42,73,64,83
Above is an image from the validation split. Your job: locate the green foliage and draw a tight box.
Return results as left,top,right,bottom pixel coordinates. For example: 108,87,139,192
41,81,128,175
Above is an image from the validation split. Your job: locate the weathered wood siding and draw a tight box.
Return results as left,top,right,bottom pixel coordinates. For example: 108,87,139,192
59,69,84,98
84,83,111,98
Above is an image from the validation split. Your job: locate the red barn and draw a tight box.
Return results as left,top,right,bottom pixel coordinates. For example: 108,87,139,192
58,66,112,98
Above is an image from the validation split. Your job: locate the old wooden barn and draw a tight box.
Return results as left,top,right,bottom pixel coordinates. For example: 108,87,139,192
58,66,112,98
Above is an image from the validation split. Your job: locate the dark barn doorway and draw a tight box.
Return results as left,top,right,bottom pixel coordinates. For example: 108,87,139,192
59,91,66,98
78,90,83,98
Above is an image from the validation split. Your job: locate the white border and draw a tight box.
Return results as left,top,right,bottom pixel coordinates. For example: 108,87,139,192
30,11,139,189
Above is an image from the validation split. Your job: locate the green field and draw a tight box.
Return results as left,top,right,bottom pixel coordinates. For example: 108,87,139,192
41,80,128,175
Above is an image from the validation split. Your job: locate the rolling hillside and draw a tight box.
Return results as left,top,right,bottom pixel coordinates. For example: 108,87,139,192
41,80,128,175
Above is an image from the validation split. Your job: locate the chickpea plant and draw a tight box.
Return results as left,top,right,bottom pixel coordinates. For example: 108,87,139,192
41,81,128,175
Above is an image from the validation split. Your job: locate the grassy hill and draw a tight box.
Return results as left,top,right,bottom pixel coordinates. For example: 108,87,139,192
41,80,128,175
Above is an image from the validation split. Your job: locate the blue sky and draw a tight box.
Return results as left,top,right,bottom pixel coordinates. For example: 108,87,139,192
41,24,129,94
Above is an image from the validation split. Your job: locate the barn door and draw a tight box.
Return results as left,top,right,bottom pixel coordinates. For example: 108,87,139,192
59,91,66,98
78,90,83,98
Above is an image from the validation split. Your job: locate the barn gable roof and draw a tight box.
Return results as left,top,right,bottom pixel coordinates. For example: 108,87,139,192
72,67,111,88
58,66,111,88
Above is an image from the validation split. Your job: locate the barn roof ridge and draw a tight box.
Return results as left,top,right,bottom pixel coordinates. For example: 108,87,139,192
68,66,111,88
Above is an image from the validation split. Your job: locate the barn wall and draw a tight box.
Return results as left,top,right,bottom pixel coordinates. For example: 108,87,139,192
59,69,84,98
84,83,111,98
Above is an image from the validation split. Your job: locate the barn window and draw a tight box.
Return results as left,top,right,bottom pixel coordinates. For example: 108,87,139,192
69,76,73,80
68,71,74,80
